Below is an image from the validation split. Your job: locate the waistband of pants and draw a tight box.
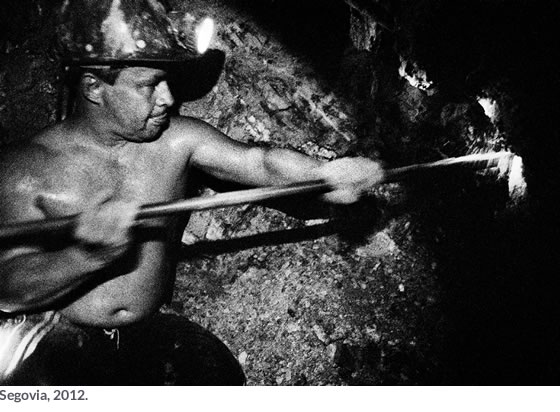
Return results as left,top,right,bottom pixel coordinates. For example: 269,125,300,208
0,311,61,380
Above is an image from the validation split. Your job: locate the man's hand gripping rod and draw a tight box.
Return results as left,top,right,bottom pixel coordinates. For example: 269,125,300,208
0,152,516,243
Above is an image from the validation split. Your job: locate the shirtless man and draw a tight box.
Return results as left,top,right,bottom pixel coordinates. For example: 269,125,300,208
0,0,383,385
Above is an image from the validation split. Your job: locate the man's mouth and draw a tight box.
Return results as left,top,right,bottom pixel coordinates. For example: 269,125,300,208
150,113,169,124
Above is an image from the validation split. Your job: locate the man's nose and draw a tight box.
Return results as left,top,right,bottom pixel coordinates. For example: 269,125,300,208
155,81,175,108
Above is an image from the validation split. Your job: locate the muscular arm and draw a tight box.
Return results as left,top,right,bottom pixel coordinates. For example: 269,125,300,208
179,117,384,202
0,186,90,312
0,199,136,313
0,158,137,314
184,117,323,187
0,244,109,313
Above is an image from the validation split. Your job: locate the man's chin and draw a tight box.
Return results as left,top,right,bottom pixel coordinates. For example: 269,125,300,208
126,124,166,143
147,127,167,142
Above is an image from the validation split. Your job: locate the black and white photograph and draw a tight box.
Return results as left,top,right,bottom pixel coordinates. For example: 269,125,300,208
0,0,558,399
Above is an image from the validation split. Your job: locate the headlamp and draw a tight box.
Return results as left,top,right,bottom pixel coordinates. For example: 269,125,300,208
196,18,215,54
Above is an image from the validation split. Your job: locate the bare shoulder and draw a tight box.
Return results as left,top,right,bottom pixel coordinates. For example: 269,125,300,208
162,115,231,153
166,115,218,136
163,115,251,167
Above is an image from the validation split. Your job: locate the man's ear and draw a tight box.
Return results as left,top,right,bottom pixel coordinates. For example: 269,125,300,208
80,73,105,105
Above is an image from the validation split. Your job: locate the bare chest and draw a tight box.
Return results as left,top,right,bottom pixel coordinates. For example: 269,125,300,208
45,147,189,215
113,155,188,205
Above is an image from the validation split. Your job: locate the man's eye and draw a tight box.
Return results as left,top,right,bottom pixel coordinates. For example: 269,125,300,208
137,78,165,90
137,80,158,87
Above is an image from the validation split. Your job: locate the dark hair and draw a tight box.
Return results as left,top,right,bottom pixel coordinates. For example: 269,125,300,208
83,67,123,85
64,66,123,89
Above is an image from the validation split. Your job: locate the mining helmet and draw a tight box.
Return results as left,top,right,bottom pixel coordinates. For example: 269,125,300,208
57,0,215,67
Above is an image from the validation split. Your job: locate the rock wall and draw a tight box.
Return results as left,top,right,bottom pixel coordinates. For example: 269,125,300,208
0,0,60,145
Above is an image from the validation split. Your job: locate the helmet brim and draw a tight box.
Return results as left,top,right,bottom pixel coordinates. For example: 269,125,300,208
63,49,226,102
62,55,205,68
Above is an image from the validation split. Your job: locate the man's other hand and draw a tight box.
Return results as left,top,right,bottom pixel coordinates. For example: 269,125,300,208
318,157,385,204
73,192,139,266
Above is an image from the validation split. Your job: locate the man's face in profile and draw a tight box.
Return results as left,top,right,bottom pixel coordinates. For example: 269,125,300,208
100,67,175,142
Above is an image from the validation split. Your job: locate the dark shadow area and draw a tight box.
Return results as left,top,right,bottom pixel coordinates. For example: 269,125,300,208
320,0,560,384
179,196,384,259
391,0,560,214
180,223,336,258
222,0,351,82
405,172,560,384
0,0,54,46
387,1,560,384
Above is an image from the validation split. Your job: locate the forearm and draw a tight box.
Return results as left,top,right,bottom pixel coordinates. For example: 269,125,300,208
234,146,324,187
256,149,386,204
186,118,384,201
0,247,103,313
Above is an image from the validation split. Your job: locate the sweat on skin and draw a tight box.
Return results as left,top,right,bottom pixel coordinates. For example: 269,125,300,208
0,66,384,328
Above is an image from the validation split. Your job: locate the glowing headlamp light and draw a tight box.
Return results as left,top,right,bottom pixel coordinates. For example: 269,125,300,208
195,17,214,54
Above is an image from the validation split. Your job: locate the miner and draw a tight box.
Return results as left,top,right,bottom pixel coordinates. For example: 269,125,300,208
0,0,383,385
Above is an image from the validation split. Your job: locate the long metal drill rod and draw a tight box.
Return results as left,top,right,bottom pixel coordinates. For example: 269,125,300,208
0,151,513,243
382,151,513,183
